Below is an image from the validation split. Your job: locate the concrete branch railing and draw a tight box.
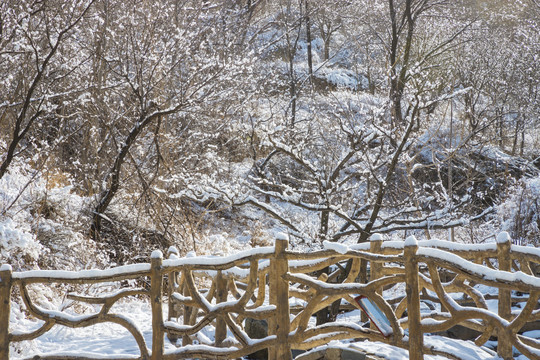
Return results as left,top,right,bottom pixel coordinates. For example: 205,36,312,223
1,232,540,360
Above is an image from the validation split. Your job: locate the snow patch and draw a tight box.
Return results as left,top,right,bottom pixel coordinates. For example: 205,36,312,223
496,231,511,244
0,218,42,263
404,235,418,247
370,233,384,242
323,241,349,254
0,264,12,272
418,247,540,288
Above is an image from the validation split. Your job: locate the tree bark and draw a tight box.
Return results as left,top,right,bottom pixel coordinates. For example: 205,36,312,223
91,107,181,239
0,1,95,180
305,0,313,81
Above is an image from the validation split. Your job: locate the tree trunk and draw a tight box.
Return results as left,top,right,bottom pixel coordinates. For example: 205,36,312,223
288,48,297,126
305,0,313,81
91,108,180,239
0,1,95,180
320,209,329,237
324,36,330,61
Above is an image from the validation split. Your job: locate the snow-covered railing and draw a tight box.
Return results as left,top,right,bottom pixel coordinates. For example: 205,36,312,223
315,233,540,360
2,232,540,360
0,262,154,360
412,233,540,360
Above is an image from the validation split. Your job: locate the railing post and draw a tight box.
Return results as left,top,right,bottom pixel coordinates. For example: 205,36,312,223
167,247,179,344
150,251,164,360
370,234,384,332
370,233,384,290
269,234,291,360
181,276,193,346
497,232,513,360
215,270,227,347
182,251,196,346
404,236,423,360
0,265,12,360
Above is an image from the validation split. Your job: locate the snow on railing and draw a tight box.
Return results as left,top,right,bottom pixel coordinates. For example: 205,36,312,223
1,232,540,360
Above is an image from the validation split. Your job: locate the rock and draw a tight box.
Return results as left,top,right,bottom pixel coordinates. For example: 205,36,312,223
245,318,268,359
294,347,366,360
435,324,482,341
518,320,540,333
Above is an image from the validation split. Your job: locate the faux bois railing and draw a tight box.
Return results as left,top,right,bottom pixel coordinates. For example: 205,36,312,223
1,232,540,360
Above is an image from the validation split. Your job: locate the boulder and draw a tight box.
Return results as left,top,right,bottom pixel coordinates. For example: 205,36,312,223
245,318,268,359
294,347,367,360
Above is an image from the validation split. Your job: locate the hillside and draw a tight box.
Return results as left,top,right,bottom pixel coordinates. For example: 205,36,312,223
1,0,539,271
1,2,540,359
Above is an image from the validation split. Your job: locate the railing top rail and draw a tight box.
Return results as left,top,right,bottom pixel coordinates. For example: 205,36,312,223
286,249,402,263
6,247,277,284
319,238,498,253
339,237,540,261
162,246,275,271
510,245,540,260
11,263,151,284
384,240,498,252
418,247,540,291
6,233,540,285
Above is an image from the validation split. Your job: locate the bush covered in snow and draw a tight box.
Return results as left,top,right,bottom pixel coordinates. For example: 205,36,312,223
0,163,105,270
498,177,540,246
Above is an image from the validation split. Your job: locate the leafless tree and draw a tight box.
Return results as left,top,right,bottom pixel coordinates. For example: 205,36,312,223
0,0,96,180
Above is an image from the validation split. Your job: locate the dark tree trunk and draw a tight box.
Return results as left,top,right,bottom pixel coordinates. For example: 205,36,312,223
91,108,180,239
0,1,95,180
305,0,313,81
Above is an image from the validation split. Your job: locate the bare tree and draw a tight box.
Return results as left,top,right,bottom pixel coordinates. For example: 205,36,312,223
0,0,95,180
239,0,494,324
87,1,257,240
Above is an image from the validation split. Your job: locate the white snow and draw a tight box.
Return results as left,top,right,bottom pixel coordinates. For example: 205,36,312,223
496,231,511,244
0,264,12,272
9,300,173,359
12,264,151,281
418,247,540,288
350,337,497,360
167,246,179,257
162,246,275,268
370,233,384,242
416,240,497,252
323,240,349,254
166,344,238,355
404,235,418,247
0,218,42,264
350,341,446,360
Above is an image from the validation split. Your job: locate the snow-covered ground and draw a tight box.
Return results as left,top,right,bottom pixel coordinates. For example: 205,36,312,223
10,300,178,359
8,298,519,360
350,337,498,360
